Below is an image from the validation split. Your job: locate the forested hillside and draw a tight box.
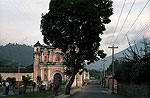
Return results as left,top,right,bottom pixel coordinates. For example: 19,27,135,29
0,57,20,68
0,43,33,66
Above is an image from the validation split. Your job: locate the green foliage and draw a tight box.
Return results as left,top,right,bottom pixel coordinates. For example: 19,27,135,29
41,0,113,72
6,77,16,87
89,69,100,79
0,74,2,83
106,64,112,75
3,89,53,98
22,75,31,90
41,0,113,94
0,43,33,66
114,40,150,83
37,76,42,92
26,64,33,69
37,76,41,84
0,57,19,68
106,60,120,75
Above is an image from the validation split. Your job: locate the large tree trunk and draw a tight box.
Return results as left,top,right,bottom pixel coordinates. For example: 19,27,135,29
65,68,78,95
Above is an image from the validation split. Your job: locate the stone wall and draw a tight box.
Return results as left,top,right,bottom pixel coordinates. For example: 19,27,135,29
117,82,150,98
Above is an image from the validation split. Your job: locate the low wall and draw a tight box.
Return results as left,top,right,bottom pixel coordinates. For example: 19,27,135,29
117,82,150,98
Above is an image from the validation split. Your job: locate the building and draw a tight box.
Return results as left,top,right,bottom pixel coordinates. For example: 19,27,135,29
0,68,33,84
0,41,90,87
33,41,65,85
33,41,90,87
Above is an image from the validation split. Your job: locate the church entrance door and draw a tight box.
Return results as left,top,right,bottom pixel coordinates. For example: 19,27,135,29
54,73,62,85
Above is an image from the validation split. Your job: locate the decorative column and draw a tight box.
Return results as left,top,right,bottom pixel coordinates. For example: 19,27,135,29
48,50,50,63
40,52,42,63
40,68,42,80
51,49,54,65
48,69,50,81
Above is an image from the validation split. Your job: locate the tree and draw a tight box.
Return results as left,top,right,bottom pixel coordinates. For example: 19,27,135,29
0,74,2,83
41,0,113,94
26,64,33,69
114,39,150,83
6,77,16,87
22,75,31,93
37,76,42,92
32,81,36,93
89,69,100,79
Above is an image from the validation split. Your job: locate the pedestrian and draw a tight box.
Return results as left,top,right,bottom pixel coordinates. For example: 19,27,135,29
5,81,9,95
2,81,6,95
53,84,58,97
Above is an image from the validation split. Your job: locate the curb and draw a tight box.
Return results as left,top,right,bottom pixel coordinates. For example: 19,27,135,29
51,87,83,98
66,91,79,98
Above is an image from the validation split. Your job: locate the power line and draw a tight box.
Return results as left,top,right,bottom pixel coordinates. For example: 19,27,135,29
13,0,38,25
113,0,136,45
8,0,39,44
109,0,126,45
9,0,36,28
117,0,150,47
133,19,150,41
21,1,39,22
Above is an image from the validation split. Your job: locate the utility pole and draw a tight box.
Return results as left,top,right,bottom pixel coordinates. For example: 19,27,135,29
99,69,101,84
101,59,107,78
108,45,118,94
99,67,102,85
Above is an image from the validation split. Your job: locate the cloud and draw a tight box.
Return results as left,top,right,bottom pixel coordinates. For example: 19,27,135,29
113,0,146,4
145,31,150,38
0,0,149,56
0,0,50,45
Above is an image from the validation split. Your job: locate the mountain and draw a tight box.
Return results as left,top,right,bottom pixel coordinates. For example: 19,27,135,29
0,43,34,66
0,57,20,68
86,38,149,70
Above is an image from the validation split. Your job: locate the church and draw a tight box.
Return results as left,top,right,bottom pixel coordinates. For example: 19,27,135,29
33,41,90,87
33,41,65,85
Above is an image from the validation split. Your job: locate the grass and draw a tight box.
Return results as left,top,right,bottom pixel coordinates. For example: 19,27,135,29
3,87,65,98
4,90,53,98
0,87,2,92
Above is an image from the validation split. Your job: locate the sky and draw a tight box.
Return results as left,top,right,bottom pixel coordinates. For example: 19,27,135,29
0,0,150,56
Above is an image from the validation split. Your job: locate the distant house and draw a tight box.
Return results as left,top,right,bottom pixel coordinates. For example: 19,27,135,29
0,68,33,82
106,75,117,90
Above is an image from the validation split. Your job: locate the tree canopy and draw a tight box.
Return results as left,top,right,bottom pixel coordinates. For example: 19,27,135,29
114,39,150,83
41,0,113,94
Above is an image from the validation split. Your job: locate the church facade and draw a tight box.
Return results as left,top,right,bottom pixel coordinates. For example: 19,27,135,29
33,41,65,85
33,41,90,87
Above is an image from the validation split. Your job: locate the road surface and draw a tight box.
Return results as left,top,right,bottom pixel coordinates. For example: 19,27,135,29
69,80,128,98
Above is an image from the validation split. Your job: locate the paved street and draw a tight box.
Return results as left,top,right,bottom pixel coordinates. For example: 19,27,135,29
68,80,128,98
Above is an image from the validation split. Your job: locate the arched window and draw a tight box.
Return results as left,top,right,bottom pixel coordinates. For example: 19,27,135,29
44,68,47,80
56,52,61,61
36,48,39,52
44,56,47,62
